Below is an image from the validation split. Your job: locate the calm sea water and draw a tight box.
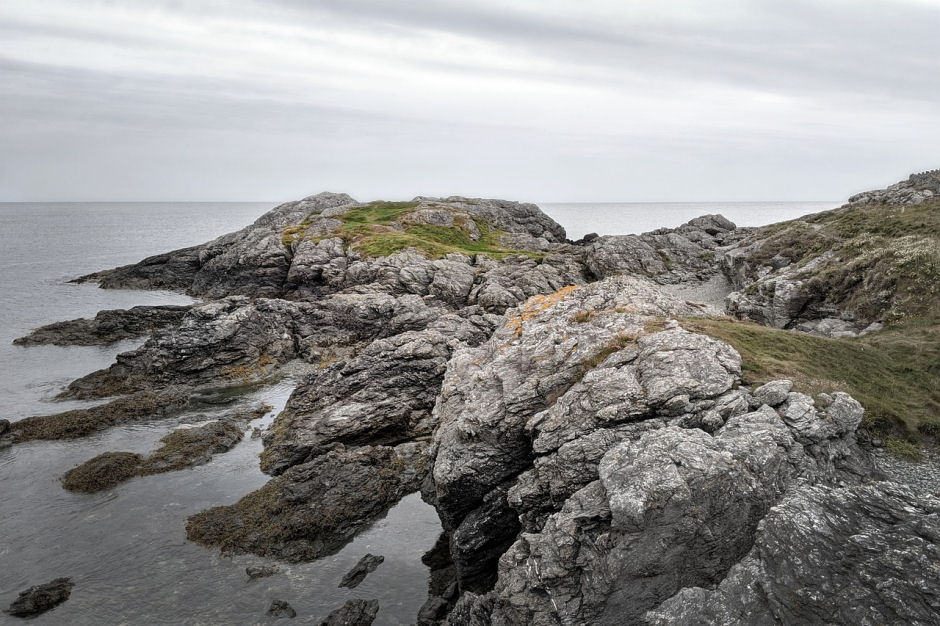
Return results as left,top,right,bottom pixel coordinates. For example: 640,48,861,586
0,200,836,624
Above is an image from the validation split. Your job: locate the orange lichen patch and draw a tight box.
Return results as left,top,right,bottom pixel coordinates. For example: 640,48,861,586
221,354,277,383
505,285,581,337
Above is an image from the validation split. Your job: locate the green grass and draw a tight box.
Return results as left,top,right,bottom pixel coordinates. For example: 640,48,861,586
682,316,939,438
282,200,544,260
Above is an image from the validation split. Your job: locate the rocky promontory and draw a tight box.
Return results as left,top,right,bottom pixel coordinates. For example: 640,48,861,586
11,173,939,624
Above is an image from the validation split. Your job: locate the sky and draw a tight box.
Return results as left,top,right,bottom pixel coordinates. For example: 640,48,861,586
1,0,938,202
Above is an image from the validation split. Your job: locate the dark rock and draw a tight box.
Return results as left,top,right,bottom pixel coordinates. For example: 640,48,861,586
5,578,74,617
61,419,243,492
646,482,940,625
417,597,450,624
0,419,9,436
268,599,296,619
318,599,379,626
246,565,278,580
187,442,427,562
338,554,384,589
13,304,191,346
74,245,203,291
10,390,188,442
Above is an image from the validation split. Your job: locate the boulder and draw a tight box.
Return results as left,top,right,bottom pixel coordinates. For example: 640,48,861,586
318,599,379,626
338,554,385,589
5,578,74,617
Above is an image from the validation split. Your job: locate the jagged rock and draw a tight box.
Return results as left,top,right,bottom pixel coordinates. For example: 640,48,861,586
5,578,74,617
584,215,746,284
261,312,498,475
318,599,379,626
13,304,191,346
427,277,716,590
848,169,940,206
246,565,278,580
74,245,203,291
752,379,792,407
268,599,297,619
646,481,940,625
338,554,385,589
186,442,427,562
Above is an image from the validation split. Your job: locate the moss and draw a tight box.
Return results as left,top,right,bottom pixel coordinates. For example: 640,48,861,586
570,310,594,324
281,200,545,260
12,391,186,442
60,420,243,493
61,452,143,492
682,316,939,437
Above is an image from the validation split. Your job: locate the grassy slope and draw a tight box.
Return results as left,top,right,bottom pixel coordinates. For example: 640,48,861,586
682,316,939,440
747,199,939,323
283,201,544,260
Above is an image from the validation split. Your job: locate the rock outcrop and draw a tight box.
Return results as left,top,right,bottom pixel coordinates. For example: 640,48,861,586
5,578,74,618
647,481,940,625
186,442,427,562
848,169,940,206
318,599,379,626
13,304,191,346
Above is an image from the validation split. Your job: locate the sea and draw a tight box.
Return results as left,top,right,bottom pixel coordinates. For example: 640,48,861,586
0,199,837,624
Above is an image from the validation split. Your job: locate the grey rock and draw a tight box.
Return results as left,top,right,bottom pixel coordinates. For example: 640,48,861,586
339,554,385,589
318,599,379,626
646,481,940,625
848,169,940,206
268,599,297,618
752,379,792,406
13,304,191,346
5,578,74,617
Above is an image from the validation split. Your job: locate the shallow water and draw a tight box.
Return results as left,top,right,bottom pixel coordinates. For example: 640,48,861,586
0,200,832,623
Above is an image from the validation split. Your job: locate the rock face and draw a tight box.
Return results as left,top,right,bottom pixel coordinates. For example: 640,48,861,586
584,214,748,284
848,169,940,206
5,578,74,617
647,481,940,625
13,304,191,346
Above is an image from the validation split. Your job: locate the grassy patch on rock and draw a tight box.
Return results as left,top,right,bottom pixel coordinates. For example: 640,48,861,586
682,316,939,438
748,199,940,323
282,200,544,260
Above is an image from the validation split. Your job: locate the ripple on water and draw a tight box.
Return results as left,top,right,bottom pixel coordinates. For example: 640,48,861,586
0,381,443,625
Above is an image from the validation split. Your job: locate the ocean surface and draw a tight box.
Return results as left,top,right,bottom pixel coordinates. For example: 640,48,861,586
0,200,837,624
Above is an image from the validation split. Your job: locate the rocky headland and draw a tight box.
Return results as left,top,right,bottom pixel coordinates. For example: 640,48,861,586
9,176,939,624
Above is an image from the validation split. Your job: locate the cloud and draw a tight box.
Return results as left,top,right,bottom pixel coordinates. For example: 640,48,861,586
0,0,937,201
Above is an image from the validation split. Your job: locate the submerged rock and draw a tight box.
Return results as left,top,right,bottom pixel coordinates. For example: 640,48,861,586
186,442,427,562
338,554,385,589
5,578,74,617
246,565,278,580
13,304,191,346
268,599,297,619
61,419,243,492
318,599,379,626
10,390,188,442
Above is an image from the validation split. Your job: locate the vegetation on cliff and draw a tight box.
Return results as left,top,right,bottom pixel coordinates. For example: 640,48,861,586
283,200,544,259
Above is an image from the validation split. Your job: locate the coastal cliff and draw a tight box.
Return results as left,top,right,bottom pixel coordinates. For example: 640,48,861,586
9,174,938,624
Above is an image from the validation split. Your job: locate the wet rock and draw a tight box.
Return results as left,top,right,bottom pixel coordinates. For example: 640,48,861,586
318,599,379,626
268,599,297,619
10,390,188,442
13,304,191,346
646,482,940,625
61,419,243,492
187,442,428,562
0,419,9,436
417,597,450,624
4,578,74,617
338,554,384,589
74,245,203,291
246,565,278,580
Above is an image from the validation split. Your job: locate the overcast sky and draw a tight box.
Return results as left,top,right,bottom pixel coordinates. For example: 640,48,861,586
1,0,938,202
